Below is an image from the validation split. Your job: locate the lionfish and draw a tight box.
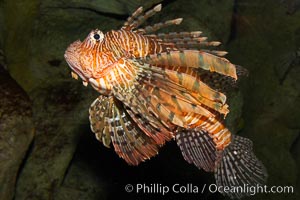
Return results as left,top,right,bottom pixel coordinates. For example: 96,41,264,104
65,4,267,198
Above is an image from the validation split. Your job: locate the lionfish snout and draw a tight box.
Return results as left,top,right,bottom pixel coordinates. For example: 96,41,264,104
64,40,89,85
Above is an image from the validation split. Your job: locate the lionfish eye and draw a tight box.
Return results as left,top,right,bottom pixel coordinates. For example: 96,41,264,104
93,33,100,40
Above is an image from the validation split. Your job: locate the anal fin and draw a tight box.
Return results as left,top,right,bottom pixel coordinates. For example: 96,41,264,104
176,128,222,172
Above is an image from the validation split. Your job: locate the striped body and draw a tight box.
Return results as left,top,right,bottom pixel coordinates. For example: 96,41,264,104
104,29,168,58
66,29,168,94
65,4,267,199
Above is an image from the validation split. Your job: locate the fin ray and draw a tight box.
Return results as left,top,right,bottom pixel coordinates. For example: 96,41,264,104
123,4,162,30
176,129,221,172
89,95,160,165
143,50,238,80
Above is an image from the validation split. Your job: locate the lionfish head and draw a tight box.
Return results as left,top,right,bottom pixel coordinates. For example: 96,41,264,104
64,29,105,84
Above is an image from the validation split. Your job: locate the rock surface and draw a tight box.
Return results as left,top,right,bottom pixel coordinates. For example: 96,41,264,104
227,0,300,199
0,65,34,200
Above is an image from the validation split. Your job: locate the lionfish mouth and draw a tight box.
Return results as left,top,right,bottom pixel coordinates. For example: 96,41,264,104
64,40,89,86
70,71,88,87
64,53,87,79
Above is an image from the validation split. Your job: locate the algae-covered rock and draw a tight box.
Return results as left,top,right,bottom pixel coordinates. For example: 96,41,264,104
55,147,108,200
0,4,3,49
0,65,34,200
151,0,234,43
2,0,39,90
14,82,95,200
40,0,162,15
227,0,300,199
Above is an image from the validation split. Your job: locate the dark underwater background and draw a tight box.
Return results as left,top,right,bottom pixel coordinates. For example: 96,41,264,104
0,0,299,199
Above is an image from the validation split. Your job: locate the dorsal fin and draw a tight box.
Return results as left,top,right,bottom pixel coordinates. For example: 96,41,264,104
122,4,162,30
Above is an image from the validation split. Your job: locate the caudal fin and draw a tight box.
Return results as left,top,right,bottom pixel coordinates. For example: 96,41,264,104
214,135,268,199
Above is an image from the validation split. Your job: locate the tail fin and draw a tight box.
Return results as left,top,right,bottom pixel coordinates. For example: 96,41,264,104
214,135,268,199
